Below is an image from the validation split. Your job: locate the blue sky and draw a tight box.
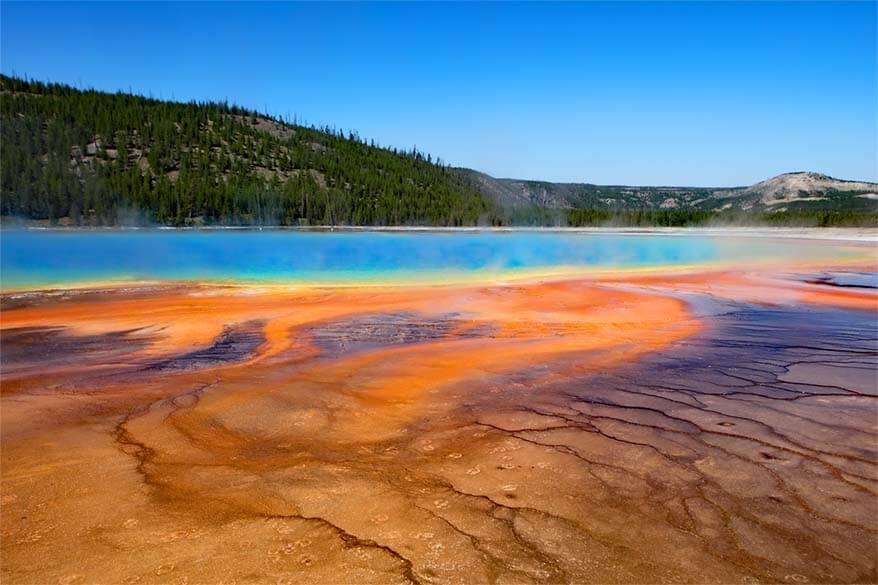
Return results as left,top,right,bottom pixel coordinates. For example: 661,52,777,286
2,1,875,186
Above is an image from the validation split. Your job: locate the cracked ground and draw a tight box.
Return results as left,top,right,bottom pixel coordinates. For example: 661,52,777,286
1,267,875,584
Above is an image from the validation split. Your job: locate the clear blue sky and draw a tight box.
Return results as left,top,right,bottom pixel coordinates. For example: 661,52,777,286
2,1,875,186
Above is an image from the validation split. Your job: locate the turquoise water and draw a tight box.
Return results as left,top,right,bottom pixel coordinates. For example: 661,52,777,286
0,230,863,290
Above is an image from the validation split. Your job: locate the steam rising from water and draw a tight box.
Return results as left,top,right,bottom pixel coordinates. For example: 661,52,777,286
0,230,871,290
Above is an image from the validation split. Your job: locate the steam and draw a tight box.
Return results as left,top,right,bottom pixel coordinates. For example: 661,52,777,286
2,229,870,293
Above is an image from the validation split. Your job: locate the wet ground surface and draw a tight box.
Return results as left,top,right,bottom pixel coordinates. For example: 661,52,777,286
803,271,878,290
303,312,497,358
146,320,267,372
0,268,875,584
0,326,155,370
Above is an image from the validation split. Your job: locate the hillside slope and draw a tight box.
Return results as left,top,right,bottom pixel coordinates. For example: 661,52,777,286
0,76,495,226
710,172,878,212
1,75,875,228
463,170,878,214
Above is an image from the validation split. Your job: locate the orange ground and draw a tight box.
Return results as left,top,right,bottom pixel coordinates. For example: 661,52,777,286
1,268,876,584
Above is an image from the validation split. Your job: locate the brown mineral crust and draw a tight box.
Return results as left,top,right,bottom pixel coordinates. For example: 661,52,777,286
1,269,875,584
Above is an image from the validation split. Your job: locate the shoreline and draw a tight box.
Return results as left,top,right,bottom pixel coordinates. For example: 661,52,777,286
1,224,877,241
2,257,875,297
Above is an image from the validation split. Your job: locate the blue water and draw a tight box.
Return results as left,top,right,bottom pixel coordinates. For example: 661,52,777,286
0,230,859,290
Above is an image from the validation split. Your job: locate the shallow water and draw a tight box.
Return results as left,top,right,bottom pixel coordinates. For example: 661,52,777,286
0,230,869,289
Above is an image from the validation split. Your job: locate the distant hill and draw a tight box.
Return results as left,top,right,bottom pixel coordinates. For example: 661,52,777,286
460,170,878,215
1,75,875,228
710,172,878,212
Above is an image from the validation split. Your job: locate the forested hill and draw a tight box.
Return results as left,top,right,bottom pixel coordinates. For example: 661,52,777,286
0,75,496,226
2,75,876,228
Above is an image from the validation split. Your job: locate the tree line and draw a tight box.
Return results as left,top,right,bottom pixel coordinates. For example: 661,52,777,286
0,75,497,226
566,208,877,227
2,75,875,228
